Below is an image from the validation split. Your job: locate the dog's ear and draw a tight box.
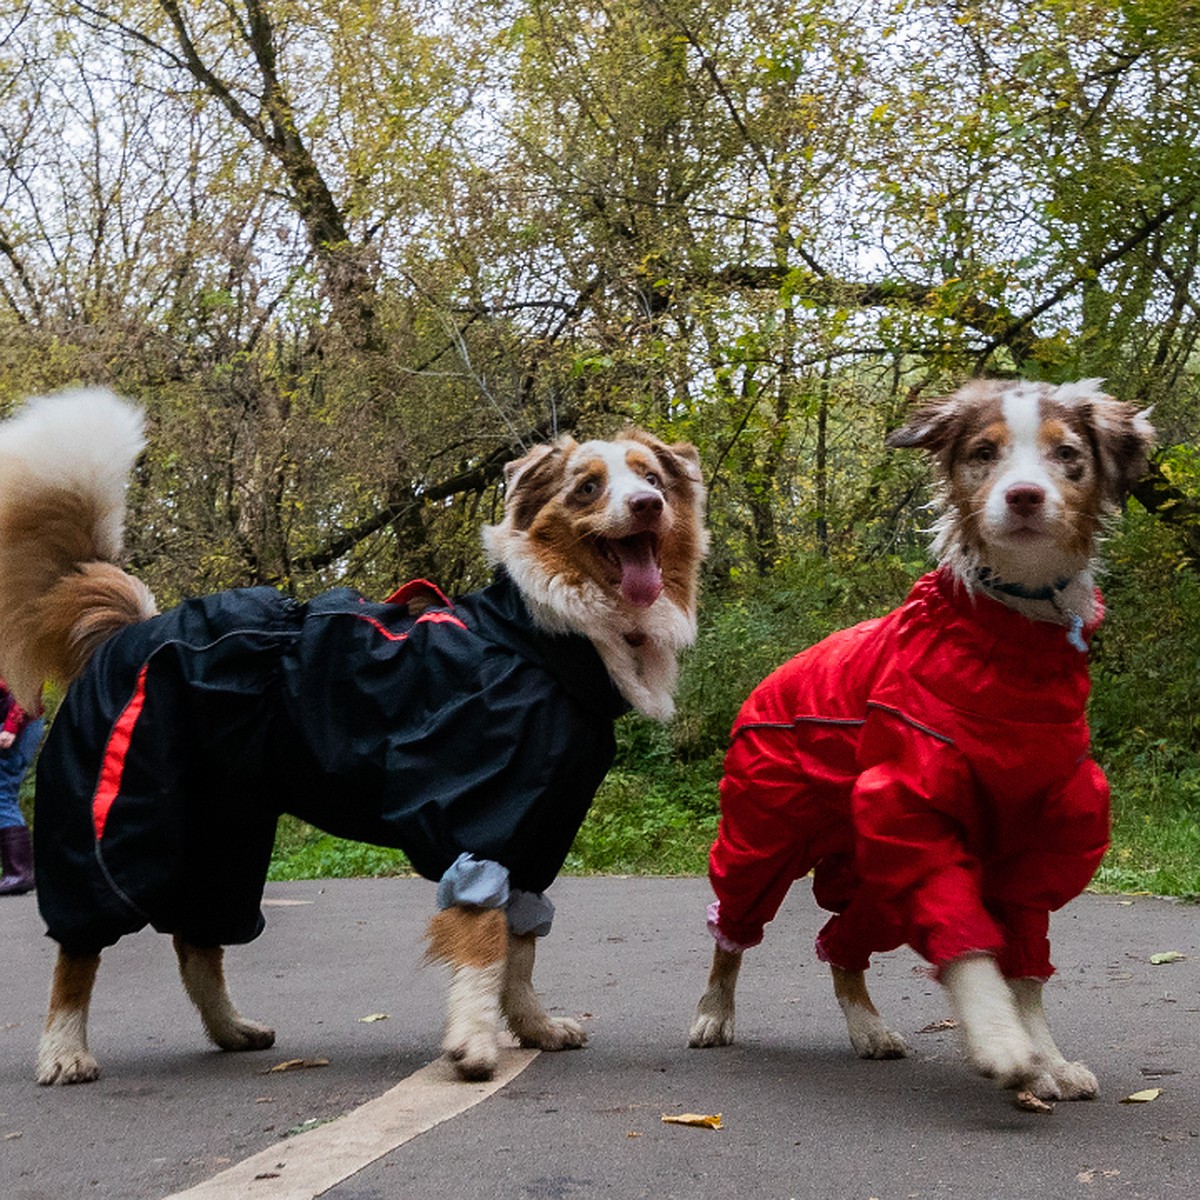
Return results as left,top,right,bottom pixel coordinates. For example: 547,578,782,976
621,428,704,487
501,437,575,530
1060,381,1155,504
885,391,972,454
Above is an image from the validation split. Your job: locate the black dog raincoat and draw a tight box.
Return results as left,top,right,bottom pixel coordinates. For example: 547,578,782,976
34,573,628,955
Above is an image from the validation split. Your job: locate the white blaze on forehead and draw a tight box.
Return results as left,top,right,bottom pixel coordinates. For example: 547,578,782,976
998,386,1058,487
980,385,1062,529
999,385,1045,465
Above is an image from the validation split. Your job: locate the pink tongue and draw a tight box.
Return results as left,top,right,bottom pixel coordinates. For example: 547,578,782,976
617,539,663,607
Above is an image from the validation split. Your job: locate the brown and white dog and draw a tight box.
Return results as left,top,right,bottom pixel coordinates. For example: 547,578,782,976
688,379,1152,1106
0,388,706,1085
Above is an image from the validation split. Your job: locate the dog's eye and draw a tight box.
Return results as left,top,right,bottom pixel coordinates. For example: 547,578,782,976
575,478,601,499
1054,444,1081,464
644,471,662,490
969,443,996,463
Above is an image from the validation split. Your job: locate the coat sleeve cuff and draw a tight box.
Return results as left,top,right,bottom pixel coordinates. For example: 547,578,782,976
506,889,555,937
436,852,510,911
706,900,758,953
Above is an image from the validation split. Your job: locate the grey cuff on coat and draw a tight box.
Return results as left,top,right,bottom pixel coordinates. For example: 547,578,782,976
506,889,555,938
436,852,510,911
435,853,555,937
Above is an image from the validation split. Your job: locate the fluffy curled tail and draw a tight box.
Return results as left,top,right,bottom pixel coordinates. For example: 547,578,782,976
0,388,157,710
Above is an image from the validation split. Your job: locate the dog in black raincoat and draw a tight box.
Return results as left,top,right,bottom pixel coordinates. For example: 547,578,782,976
0,389,706,1085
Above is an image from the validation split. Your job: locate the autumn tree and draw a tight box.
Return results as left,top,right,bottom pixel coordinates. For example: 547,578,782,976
0,0,1197,594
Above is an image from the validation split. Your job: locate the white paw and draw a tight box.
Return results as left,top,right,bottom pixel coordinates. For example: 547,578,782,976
446,1030,499,1081
970,1034,1043,1090
37,1017,101,1085
213,1018,275,1052
1027,1059,1097,1101
513,1015,587,1051
37,1046,100,1086
688,1011,735,1048
846,1014,909,1060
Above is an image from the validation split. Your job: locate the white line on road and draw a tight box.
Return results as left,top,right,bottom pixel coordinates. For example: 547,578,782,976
161,1047,539,1200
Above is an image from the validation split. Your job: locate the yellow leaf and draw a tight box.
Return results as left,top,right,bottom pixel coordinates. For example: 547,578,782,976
1120,1088,1162,1103
358,1013,390,1023
661,1112,723,1129
1149,951,1186,965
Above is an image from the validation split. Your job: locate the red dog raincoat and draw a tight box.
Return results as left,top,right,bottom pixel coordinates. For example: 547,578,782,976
707,569,1110,980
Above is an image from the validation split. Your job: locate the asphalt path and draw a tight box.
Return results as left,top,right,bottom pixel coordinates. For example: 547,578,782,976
1,876,1197,1199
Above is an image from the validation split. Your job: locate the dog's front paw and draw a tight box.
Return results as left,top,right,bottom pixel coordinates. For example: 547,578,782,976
214,1018,275,1052
36,1046,100,1086
513,1015,587,1051
37,1020,100,1085
688,1011,734,1048
1026,1059,1098,1101
970,1036,1044,1090
446,1030,499,1081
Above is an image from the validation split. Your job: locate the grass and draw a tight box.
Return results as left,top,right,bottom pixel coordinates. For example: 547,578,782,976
1092,753,1200,899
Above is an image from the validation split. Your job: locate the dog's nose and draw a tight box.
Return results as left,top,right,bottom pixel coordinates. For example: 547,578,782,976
628,491,664,516
1005,484,1045,517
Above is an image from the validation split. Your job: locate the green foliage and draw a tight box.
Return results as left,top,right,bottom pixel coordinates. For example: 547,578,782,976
673,553,918,758
562,753,723,876
267,816,413,882
1088,505,1200,897
1096,754,1200,898
1090,506,1200,763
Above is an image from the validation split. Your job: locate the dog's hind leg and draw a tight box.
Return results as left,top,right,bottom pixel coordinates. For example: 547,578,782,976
688,946,742,1047
37,947,102,1084
173,936,275,1052
500,930,587,1050
831,966,909,1059
1009,977,1097,1100
427,906,507,1081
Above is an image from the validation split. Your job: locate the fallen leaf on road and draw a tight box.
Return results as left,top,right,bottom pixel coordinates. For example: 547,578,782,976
918,1018,958,1033
1080,1166,1123,1185
1014,1090,1054,1114
1149,951,1186,965
358,1013,390,1023
1077,1169,1120,1184
3,1131,22,1140
1120,1088,1162,1103
661,1112,723,1130
262,1057,330,1074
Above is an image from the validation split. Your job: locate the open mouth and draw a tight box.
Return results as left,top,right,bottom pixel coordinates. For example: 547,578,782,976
595,531,663,607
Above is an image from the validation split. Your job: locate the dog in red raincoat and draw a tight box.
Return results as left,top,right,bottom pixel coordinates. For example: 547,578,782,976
689,379,1153,1108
